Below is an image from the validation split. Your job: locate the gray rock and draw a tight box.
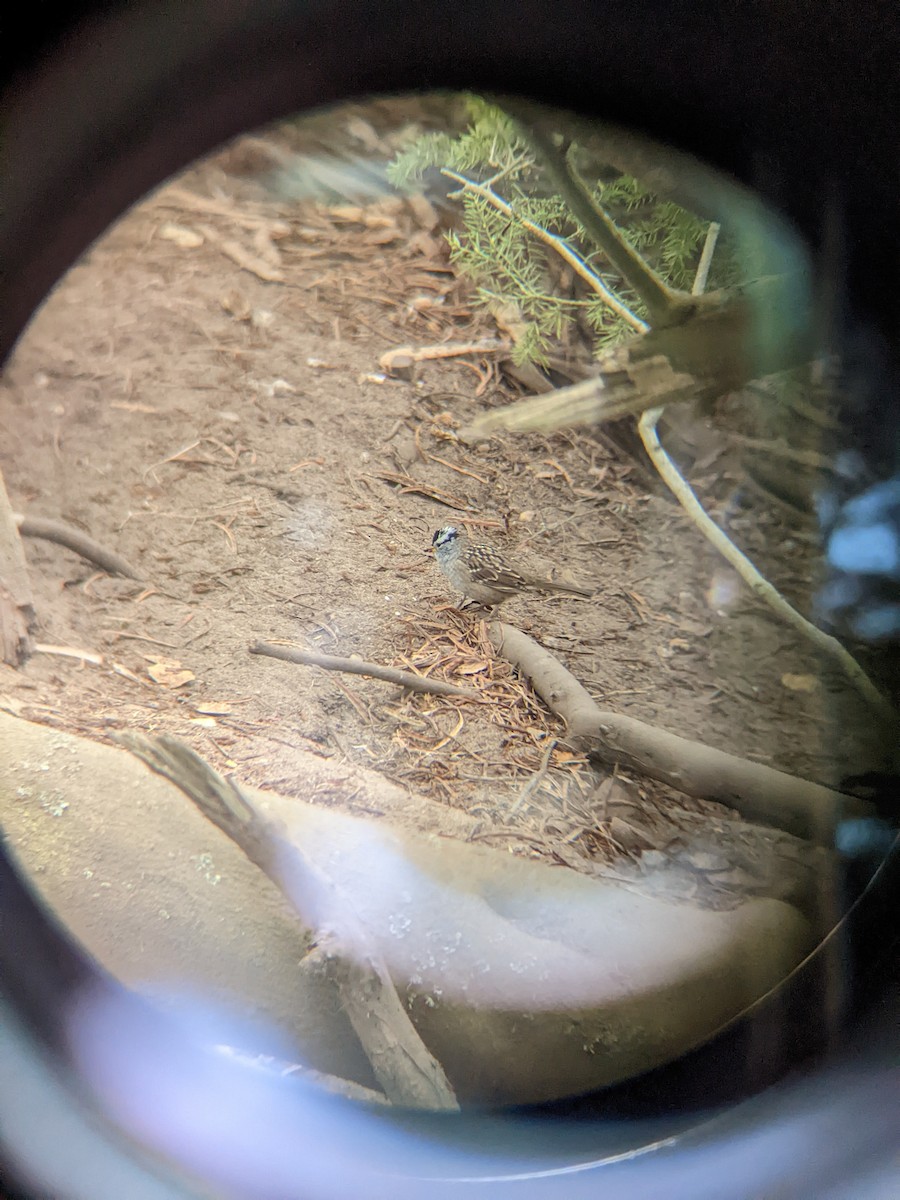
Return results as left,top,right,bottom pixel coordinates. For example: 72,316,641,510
0,712,813,1106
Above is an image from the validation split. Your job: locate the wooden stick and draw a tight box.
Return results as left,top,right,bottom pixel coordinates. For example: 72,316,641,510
249,640,482,700
510,736,557,816
692,222,721,296
458,349,704,442
34,642,103,665
637,406,895,721
379,338,510,373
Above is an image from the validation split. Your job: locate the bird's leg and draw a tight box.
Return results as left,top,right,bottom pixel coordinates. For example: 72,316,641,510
459,596,497,613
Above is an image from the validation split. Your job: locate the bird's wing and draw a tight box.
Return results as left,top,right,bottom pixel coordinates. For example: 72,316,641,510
467,551,530,595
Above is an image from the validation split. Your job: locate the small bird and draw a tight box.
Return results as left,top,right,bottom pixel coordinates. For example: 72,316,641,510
430,525,592,606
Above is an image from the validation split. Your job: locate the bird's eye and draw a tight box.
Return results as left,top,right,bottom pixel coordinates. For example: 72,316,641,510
1,86,897,1185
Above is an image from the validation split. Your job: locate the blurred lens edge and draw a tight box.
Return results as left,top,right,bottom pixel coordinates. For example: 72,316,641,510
1,1,898,1195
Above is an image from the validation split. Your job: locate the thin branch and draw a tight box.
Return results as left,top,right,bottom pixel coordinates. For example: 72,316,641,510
489,621,872,846
379,337,510,374
637,406,896,720
510,736,558,816
17,515,143,580
250,641,482,700
692,222,721,296
34,643,103,665
441,168,647,332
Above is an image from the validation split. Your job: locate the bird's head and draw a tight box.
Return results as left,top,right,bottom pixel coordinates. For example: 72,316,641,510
431,525,460,554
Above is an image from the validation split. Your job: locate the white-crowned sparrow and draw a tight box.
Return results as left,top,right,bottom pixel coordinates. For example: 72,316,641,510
430,524,592,606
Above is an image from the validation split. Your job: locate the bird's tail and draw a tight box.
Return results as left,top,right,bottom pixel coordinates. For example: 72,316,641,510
540,579,593,597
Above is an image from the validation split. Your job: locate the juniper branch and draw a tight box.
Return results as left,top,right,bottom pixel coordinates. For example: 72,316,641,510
514,119,689,326
442,168,648,333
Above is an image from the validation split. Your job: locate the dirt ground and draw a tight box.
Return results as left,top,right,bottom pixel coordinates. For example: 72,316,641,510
0,101,886,930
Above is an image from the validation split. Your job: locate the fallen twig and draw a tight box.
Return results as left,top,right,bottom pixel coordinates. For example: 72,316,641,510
250,641,482,700
16,514,143,580
155,185,292,236
379,338,510,374
490,621,871,845
692,222,721,297
34,642,103,666
510,736,558,816
194,222,285,284
637,405,896,721
416,443,493,486
114,732,459,1112
373,470,471,510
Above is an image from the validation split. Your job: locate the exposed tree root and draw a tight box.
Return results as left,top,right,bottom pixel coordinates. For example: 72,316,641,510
17,514,143,580
490,621,870,846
